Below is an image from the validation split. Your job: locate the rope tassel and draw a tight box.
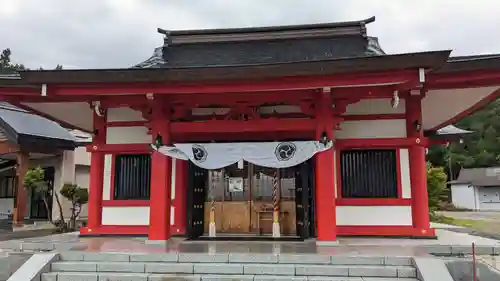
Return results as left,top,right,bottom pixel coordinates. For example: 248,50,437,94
209,169,217,237
272,169,281,237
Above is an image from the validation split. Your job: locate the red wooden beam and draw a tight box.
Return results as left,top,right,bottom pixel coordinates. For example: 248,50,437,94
0,95,92,102
335,137,429,149
170,118,315,134
48,70,418,95
86,143,151,153
427,70,500,89
0,87,39,95
171,131,315,142
428,70,500,84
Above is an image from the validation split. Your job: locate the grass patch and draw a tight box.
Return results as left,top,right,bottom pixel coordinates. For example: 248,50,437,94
432,215,490,229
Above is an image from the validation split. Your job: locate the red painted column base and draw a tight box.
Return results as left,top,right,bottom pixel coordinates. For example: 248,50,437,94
148,152,172,240
315,148,337,242
409,145,434,236
86,151,105,233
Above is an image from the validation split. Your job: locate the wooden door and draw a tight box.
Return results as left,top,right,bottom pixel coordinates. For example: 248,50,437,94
295,161,310,239
186,163,207,239
204,163,252,234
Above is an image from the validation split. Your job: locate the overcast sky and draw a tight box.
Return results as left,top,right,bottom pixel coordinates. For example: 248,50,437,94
1,0,499,69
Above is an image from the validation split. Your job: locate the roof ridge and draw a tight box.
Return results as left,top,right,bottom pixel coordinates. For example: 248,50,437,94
158,17,375,45
159,16,375,35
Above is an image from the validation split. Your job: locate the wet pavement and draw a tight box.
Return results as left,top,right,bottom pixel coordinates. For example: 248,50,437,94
0,226,497,256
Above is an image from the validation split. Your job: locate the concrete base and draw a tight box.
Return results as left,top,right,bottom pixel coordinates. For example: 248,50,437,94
144,239,172,245
272,223,281,238
316,240,340,246
209,223,216,237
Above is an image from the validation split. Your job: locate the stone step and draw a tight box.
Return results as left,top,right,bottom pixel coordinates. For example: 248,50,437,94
50,261,416,278
42,271,421,281
58,251,414,266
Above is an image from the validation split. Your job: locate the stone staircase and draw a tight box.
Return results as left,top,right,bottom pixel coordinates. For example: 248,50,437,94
42,251,421,281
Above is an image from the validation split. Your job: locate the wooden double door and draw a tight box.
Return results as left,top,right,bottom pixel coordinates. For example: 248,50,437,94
186,160,315,239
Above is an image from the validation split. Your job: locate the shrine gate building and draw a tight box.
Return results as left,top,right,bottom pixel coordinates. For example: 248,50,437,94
1,16,500,244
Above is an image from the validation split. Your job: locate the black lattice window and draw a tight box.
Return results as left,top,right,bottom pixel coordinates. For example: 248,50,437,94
0,176,15,198
340,149,398,198
114,154,151,200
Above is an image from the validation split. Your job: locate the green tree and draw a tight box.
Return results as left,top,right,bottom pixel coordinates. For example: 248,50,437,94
0,48,62,73
23,167,63,226
60,183,89,230
427,163,447,218
427,98,500,178
0,48,25,73
23,167,88,232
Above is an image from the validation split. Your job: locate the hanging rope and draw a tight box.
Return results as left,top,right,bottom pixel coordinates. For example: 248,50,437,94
272,169,279,223
209,170,216,224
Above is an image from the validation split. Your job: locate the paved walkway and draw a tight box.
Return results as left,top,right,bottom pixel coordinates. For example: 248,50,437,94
0,224,497,257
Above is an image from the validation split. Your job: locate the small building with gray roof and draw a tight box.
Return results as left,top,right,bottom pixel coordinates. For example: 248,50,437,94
450,167,500,211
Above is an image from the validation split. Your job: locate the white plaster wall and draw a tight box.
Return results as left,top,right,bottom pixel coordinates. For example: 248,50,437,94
106,127,151,144
337,206,412,226
451,184,477,210
102,154,112,201
422,86,499,130
106,107,150,144
74,146,90,166
478,186,500,211
0,198,13,218
171,159,176,226
336,120,406,139
107,107,146,122
75,165,90,218
102,206,150,225
399,149,411,199
344,98,406,115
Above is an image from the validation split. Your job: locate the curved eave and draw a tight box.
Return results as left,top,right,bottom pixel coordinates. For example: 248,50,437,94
427,55,500,89
15,51,451,85
163,16,376,37
424,125,473,140
17,134,76,152
435,55,500,73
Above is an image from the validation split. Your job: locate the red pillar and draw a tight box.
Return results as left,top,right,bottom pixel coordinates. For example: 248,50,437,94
85,111,106,233
406,94,435,236
173,159,187,235
148,101,172,240
315,147,337,243
87,151,105,231
148,152,172,240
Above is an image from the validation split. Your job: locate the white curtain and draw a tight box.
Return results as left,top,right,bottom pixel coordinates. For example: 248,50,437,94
153,141,332,169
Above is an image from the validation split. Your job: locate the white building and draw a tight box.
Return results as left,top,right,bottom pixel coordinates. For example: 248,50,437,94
0,102,91,224
450,167,500,211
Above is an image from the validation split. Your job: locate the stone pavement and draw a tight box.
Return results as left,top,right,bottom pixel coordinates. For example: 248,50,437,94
0,226,498,257
1,225,498,281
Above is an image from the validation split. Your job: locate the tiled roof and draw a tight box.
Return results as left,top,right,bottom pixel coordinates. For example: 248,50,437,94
0,102,76,149
134,17,384,68
451,167,500,187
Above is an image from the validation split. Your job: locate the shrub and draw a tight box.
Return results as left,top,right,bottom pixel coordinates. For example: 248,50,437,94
23,166,88,232
427,163,447,219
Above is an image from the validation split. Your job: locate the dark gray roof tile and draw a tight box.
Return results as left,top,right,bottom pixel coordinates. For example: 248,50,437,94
0,104,75,142
453,167,500,187
160,36,372,68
